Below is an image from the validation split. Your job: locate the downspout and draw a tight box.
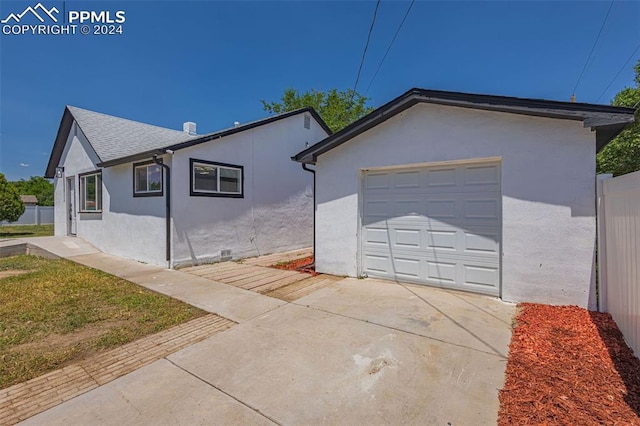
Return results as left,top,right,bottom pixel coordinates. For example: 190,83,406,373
153,154,171,265
301,163,316,266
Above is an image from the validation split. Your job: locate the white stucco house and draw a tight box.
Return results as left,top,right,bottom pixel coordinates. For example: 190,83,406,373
293,88,635,308
45,106,330,267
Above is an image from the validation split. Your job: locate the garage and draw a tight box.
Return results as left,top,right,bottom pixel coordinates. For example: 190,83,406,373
294,88,635,307
360,161,502,296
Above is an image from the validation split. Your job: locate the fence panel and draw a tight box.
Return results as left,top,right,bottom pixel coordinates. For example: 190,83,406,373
0,206,54,226
598,171,640,357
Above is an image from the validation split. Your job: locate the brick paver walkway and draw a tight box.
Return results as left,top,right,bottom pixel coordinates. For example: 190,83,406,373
0,314,235,425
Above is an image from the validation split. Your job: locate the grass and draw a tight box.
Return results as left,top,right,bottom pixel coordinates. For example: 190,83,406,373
0,255,205,389
0,224,54,239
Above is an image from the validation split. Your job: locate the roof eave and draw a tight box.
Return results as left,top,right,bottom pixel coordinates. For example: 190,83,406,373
292,89,636,164
44,107,74,178
99,107,332,168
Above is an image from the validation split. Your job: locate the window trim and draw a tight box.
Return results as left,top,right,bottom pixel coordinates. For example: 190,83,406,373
78,170,102,213
190,158,244,198
133,160,164,197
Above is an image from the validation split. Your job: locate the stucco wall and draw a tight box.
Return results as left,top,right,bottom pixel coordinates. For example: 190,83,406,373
170,113,327,266
314,103,596,307
54,122,168,266
54,122,100,237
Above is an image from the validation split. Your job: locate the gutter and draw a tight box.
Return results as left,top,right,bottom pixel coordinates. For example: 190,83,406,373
301,163,316,267
153,154,171,264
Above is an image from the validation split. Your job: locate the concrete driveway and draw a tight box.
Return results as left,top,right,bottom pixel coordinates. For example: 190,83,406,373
22,278,515,425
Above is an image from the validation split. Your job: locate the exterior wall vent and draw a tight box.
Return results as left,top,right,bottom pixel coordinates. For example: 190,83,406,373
220,249,232,261
304,115,311,129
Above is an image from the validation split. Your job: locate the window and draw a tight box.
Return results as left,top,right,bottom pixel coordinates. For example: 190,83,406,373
79,171,102,212
190,159,243,197
134,161,163,196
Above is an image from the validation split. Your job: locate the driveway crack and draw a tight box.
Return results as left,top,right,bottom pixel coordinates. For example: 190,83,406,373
165,358,282,425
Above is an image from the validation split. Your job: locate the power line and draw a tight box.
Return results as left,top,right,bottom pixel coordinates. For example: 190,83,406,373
365,0,416,95
352,0,381,95
572,0,615,96
596,44,640,103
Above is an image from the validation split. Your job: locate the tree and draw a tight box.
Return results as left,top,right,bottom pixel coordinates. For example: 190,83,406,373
261,88,374,133
0,173,25,223
10,176,54,206
596,60,640,177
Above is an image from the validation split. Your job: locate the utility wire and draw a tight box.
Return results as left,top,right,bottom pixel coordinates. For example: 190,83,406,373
572,0,615,96
365,0,416,95
595,44,640,103
353,0,381,95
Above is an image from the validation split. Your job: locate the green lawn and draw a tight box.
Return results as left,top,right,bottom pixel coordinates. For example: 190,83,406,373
0,224,54,239
0,255,205,389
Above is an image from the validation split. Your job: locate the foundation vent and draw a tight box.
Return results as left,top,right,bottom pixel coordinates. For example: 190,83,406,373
220,249,232,261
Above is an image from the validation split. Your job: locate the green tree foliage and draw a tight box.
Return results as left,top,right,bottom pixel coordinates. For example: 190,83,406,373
10,176,54,206
261,88,374,133
0,173,25,222
596,60,640,176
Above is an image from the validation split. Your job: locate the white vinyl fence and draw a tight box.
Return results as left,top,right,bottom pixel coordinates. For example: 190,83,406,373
597,171,640,357
0,205,54,226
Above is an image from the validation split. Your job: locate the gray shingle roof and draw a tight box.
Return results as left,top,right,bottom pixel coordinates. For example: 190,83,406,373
46,104,331,177
67,106,198,163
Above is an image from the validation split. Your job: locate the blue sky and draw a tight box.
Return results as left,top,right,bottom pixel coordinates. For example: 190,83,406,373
1,0,638,181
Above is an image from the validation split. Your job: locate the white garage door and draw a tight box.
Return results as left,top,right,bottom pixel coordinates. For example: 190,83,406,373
361,161,501,296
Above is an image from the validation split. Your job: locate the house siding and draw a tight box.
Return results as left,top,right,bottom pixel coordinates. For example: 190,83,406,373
53,122,168,265
315,103,596,307
170,113,326,267
53,113,327,268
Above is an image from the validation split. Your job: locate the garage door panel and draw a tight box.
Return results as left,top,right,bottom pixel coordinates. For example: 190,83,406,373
364,227,389,246
464,199,500,219
427,167,457,187
463,264,500,289
362,161,501,296
364,253,391,274
464,230,500,254
463,164,500,186
364,172,391,190
393,170,422,188
394,228,421,248
426,230,457,251
393,257,421,278
426,260,457,284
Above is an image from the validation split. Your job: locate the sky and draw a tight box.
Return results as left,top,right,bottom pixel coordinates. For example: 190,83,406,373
0,0,638,181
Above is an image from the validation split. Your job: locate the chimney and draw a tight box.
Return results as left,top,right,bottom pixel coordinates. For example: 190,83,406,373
183,121,197,135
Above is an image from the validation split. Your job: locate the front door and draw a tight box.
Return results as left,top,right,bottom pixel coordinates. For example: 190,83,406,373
67,177,76,235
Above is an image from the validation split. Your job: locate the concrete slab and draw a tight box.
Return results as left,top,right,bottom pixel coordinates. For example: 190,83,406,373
2,236,100,258
295,278,515,358
168,303,510,425
69,254,286,323
21,359,275,425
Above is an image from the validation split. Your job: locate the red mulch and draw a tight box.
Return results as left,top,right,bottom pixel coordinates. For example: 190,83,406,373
499,303,640,425
271,255,318,276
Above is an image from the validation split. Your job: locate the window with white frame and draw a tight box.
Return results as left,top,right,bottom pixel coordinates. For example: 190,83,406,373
79,171,102,212
134,161,163,196
190,159,243,197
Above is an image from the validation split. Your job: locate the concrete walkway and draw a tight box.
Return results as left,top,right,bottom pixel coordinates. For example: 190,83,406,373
2,237,516,425
1,236,287,323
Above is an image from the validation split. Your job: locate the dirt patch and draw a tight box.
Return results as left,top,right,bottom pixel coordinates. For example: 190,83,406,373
0,270,30,279
271,255,318,276
499,303,640,425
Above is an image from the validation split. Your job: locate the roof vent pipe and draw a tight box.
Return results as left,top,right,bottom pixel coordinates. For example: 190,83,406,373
234,121,240,128
183,122,197,135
